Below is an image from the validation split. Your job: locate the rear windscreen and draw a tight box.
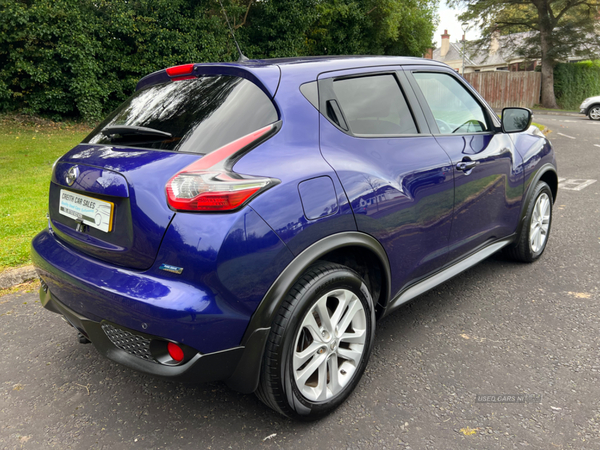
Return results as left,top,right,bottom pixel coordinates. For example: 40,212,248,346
84,75,279,154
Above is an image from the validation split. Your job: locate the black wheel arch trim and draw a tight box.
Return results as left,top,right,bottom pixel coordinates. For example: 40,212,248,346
515,163,557,242
226,231,391,394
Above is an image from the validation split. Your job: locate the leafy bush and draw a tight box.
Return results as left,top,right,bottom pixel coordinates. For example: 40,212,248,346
0,0,437,122
0,0,233,122
554,60,600,110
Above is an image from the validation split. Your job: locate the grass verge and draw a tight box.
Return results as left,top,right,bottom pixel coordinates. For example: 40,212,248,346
0,115,92,271
532,105,579,113
532,122,544,131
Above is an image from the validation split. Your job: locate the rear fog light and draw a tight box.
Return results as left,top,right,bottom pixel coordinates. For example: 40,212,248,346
167,342,185,362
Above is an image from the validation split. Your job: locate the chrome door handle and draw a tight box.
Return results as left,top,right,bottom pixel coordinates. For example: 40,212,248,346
456,161,478,171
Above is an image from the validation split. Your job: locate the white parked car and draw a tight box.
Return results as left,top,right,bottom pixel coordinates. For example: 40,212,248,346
579,96,600,120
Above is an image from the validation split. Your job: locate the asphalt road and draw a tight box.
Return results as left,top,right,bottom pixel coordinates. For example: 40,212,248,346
1,113,599,449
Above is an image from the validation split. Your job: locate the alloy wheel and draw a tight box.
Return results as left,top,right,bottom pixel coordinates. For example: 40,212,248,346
292,289,367,401
529,192,551,253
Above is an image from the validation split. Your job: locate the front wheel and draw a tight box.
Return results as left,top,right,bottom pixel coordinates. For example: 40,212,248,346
588,106,600,121
505,181,553,262
256,262,375,420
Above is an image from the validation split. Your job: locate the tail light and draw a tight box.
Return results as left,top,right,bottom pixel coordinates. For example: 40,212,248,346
166,124,279,212
166,64,196,81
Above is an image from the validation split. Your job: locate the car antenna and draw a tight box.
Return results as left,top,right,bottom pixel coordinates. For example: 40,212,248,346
218,0,249,62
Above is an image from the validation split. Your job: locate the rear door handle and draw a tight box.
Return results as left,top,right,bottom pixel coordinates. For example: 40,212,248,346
456,161,478,171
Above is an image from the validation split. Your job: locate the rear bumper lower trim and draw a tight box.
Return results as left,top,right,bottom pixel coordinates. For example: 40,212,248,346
40,285,254,385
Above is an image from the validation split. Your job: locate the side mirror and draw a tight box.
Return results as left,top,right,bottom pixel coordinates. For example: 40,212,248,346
501,107,532,133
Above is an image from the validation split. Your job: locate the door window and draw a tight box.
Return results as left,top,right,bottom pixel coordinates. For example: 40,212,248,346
332,75,418,136
413,72,489,134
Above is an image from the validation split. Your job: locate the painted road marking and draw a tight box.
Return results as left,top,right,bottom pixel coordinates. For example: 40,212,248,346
557,178,598,191
594,144,600,148
557,133,576,139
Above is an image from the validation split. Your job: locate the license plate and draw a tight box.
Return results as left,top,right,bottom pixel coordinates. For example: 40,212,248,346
59,189,114,233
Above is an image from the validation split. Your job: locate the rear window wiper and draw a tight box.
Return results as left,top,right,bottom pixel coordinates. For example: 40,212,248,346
101,125,173,139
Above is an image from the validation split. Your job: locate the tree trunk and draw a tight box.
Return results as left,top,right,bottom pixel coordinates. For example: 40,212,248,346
539,36,558,108
537,3,558,108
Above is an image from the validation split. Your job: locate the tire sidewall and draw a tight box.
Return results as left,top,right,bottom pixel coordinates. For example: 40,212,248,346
277,269,375,419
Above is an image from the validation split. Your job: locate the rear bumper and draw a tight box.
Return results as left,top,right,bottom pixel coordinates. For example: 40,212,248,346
38,281,268,391
40,283,243,382
31,229,273,392
31,229,253,354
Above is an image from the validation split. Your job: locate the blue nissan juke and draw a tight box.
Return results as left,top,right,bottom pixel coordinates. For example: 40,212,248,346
32,56,557,420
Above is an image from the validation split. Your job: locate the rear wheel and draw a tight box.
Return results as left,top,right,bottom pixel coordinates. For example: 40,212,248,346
588,105,600,120
506,181,553,262
256,262,375,420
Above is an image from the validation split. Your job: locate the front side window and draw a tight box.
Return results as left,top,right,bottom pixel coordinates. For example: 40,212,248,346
332,74,418,136
84,75,278,154
413,72,490,135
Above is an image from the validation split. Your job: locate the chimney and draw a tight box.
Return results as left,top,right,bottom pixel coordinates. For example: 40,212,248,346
440,30,450,57
423,48,433,59
490,29,500,54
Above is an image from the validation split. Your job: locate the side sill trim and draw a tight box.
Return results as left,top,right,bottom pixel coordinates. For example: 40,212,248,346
387,238,511,312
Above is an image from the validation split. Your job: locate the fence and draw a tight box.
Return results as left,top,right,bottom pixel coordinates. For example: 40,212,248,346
464,71,541,109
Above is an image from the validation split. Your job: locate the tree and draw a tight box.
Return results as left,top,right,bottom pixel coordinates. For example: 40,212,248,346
236,0,438,58
450,0,600,108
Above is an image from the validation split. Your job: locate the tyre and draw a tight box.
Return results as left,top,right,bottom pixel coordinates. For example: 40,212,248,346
256,261,375,420
588,105,600,121
506,181,553,262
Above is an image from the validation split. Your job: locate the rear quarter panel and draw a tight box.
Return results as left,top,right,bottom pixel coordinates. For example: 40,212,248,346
233,68,357,256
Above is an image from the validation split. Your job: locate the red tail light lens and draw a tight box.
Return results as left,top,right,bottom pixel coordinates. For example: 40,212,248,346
166,124,278,212
167,172,272,211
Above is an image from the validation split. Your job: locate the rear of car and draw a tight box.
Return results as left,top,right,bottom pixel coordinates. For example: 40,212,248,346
32,64,295,384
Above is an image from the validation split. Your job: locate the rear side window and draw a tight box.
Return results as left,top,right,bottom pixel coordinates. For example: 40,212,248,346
84,76,278,154
332,75,418,135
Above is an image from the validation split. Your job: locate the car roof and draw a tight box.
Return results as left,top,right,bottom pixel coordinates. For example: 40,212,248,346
240,55,441,67
232,55,447,78
136,56,449,96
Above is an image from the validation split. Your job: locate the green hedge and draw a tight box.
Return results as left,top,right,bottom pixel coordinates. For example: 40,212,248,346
0,0,437,122
0,0,232,123
554,60,600,110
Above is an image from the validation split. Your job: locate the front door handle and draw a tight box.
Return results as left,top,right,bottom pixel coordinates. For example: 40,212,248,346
456,160,478,171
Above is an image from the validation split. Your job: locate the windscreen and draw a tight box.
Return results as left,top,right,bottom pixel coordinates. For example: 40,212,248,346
84,75,279,154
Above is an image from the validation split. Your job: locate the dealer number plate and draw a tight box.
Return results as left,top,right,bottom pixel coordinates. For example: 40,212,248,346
59,189,114,233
